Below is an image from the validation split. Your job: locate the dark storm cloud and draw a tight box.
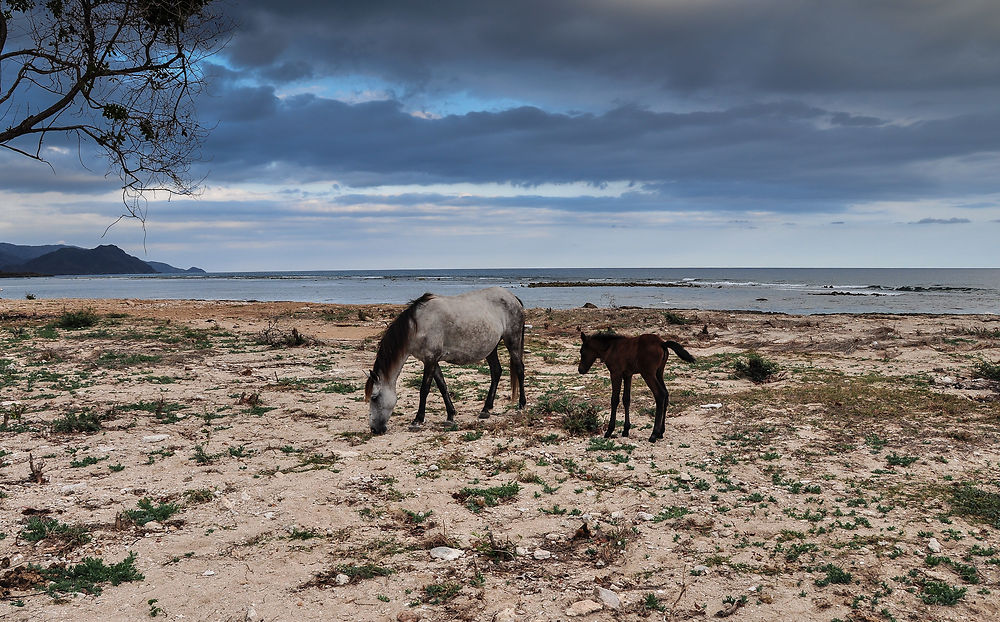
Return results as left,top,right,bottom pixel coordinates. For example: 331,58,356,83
223,0,1000,105
196,85,1000,205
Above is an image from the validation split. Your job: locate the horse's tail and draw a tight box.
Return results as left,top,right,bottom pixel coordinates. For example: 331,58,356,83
663,340,695,363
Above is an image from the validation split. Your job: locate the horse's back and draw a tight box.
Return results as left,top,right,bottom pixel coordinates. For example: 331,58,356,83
413,288,523,363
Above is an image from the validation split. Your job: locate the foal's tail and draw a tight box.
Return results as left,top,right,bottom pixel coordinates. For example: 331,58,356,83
663,340,696,363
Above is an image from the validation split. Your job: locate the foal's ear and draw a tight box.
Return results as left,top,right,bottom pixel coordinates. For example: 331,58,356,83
579,330,587,341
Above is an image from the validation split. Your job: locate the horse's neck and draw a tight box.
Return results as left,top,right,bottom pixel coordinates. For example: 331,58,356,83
382,349,408,388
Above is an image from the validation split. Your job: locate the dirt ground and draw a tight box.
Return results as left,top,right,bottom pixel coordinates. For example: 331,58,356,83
0,298,998,622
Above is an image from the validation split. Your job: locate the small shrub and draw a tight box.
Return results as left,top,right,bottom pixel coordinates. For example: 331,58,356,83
814,563,853,586
920,580,967,605
455,482,520,512
951,484,1000,528
51,411,102,434
37,553,143,596
55,308,100,329
20,517,91,547
973,360,1000,381
663,311,690,325
423,581,462,604
125,498,179,526
733,352,779,383
533,392,602,435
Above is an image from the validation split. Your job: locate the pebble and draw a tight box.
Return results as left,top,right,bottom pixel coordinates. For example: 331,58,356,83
335,573,350,585
429,546,464,561
692,565,710,575
144,521,163,531
679,473,692,482
565,600,603,617
594,586,620,609
636,512,655,521
142,434,170,443
202,570,216,576
928,538,942,553
397,612,421,622
533,549,552,560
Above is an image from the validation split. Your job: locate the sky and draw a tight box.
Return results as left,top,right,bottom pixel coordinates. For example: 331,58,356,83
3,0,1000,270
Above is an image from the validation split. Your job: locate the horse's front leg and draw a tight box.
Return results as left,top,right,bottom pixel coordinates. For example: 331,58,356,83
605,374,622,438
431,363,458,422
621,375,632,438
480,346,501,419
413,362,435,426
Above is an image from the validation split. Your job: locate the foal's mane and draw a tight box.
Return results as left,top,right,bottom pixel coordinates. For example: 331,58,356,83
367,293,435,391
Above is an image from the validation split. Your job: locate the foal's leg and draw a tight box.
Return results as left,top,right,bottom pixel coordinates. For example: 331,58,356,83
621,375,633,438
481,346,502,418
431,363,458,422
414,362,435,425
641,369,666,442
605,373,622,438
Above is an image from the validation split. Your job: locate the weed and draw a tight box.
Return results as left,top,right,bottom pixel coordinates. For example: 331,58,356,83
886,453,918,467
663,311,690,325
972,360,1000,381
455,482,520,512
643,593,666,612
334,564,394,581
289,527,322,540
950,484,1000,528
51,411,102,433
814,563,853,586
36,553,143,595
126,498,179,526
473,531,518,563
423,581,462,604
733,352,779,383
55,309,100,329
69,455,107,468
653,506,690,522
919,581,967,605
20,517,91,547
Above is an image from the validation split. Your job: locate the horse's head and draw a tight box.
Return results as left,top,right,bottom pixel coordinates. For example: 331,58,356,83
365,370,397,434
578,331,599,374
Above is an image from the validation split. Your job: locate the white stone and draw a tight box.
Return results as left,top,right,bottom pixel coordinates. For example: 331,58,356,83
202,570,216,576
533,549,552,560
928,538,942,553
515,547,530,556
692,565,710,575
142,434,170,443
428,464,440,471
335,573,350,585
700,403,723,409
636,512,655,521
680,473,692,482
430,546,464,561
565,600,603,617
594,586,620,609
144,521,163,531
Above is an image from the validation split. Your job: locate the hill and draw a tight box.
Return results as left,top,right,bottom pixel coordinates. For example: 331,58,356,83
0,243,206,276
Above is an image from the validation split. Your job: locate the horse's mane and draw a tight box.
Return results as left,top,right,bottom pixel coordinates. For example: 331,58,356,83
589,331,625,343
366,293,435,396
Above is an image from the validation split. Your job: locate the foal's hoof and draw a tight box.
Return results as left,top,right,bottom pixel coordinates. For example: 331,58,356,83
478,410,491,419
621,429,630,438
648,434,659,443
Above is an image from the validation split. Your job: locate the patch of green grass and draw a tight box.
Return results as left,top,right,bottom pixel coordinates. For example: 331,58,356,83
289,527,323,540
814,563,853,586
586,437,635,453
334,564,394,581
36,553,143,596
733,351,779,383
125,498,179,526
20,517,91,546
920,580,967,605
423,581,462,604
51,411,102,433
663,311,691,325
456,482,520,512
69,455,107,468
55,309,100,329
886,453,918,467
322,381,357,394
950,484,1000,528
95,351,162,368
461,430,484,442
120,399,187,423
653,506,690,522
643,593,666,612
972,359,1000,381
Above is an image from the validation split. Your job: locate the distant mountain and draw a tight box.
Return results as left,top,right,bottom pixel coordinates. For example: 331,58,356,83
145,261,206,274
0,242,206,276
17,245,156,275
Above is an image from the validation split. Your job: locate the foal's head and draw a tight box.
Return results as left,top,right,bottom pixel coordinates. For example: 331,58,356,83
578,331,600,374
365,371,397,435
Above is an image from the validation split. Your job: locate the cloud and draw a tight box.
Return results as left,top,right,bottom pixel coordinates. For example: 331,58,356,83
909,217,972,225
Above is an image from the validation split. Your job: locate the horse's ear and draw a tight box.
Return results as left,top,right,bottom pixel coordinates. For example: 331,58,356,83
579,330,587,341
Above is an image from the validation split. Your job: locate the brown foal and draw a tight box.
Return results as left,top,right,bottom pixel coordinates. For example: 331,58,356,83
578,332,695,442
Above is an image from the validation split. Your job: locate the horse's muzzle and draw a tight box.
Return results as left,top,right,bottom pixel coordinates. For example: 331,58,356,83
370,424,387,435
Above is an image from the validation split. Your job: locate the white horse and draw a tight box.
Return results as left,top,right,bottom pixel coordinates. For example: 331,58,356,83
365,287,526,434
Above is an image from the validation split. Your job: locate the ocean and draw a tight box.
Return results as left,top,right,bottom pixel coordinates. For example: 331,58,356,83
1,268,998,315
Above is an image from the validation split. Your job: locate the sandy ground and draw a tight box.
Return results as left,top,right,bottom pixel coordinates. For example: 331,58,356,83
0,298,998,622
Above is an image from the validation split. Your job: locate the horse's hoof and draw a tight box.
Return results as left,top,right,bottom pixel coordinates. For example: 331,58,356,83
648,435,658,443
408,422,425,431
621,430,630,438
478,411,491,419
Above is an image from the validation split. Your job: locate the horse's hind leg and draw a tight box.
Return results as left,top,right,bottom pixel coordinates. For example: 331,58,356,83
480,346,501,418
504,332,526,409
413,362,436,425
605,374,622,438
431,363,458,422
621,375,632,438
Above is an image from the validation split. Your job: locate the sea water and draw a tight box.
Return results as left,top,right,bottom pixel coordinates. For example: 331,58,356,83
0,268,998,315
